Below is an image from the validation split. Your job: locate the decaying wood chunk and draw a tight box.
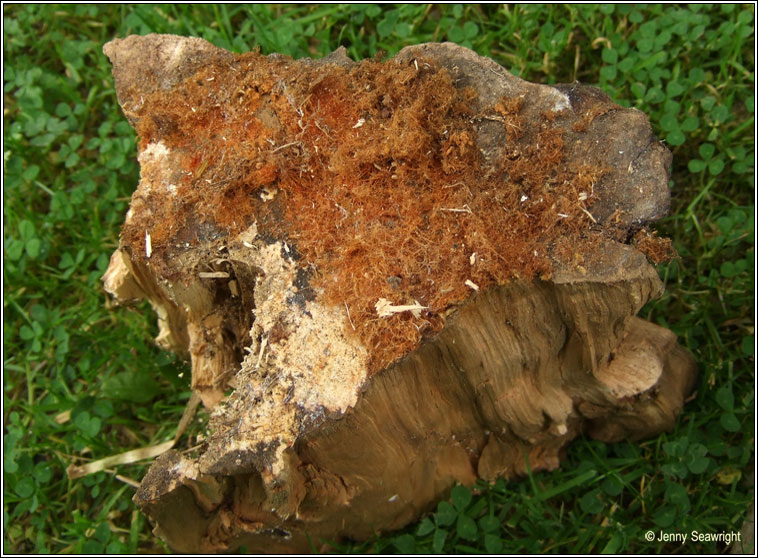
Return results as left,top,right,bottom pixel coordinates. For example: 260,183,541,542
102,35,696,553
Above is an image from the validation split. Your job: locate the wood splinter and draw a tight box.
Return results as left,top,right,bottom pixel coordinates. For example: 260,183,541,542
375,298,427,318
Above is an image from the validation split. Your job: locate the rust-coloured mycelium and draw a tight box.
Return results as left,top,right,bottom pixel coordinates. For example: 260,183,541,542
121,50,669,372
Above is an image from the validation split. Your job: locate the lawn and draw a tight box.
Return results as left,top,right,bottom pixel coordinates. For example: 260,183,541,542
3,4,754,554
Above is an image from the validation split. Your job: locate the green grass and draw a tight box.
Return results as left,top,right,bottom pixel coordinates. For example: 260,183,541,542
3,4,754,554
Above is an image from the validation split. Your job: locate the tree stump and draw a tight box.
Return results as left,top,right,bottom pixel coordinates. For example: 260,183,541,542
102,35,697,553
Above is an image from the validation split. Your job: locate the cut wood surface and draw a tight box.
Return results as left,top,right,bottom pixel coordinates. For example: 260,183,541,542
102,35,696,553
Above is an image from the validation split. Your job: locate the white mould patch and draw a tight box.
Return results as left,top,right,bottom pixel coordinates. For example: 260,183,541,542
138,140,171,165
163,37,197,77
172,455,199,480
137,141,178,198
549,88,571,112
